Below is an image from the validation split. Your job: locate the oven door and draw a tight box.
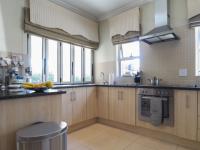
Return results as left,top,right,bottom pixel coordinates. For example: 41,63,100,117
138,95,169,124
138,95,152,122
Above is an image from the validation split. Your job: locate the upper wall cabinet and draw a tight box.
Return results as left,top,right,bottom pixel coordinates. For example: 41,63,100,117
187,0,200,19
29,0,99,43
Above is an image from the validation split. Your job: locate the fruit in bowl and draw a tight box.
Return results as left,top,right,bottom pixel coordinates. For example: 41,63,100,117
22,81,53,92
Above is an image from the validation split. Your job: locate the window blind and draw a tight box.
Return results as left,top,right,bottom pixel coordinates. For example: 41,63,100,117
187,0,200,27
109,7,140,45
24,0,99,49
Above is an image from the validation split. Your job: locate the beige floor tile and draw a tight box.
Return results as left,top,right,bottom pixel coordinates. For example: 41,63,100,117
68,124,194,150
134,136,177,150
124,143,155,150
176,146,193,150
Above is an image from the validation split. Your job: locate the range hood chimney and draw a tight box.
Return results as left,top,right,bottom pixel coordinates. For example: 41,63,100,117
139,0,179,44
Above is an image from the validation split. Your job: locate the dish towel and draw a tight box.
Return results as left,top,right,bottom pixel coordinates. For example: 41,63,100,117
150,97,162,126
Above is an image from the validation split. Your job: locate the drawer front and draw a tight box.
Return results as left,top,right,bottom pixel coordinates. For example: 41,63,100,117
199,97,200,116
199,117,200,129
198,130,200,142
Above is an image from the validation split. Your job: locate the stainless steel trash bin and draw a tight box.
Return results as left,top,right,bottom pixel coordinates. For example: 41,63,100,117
16,122,68,150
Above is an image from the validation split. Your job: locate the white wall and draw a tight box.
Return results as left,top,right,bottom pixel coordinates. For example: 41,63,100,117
95,0,198,85
0,0,28,55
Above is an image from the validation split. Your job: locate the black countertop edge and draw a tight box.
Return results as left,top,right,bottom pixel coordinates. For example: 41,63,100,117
53,84,96,89
0,89,66,100
95,84,200,90
52,83,200,90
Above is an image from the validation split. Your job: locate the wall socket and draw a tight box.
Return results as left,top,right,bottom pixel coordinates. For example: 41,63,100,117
179,68,188,77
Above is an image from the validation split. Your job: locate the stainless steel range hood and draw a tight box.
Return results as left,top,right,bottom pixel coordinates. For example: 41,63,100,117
139,0,179,44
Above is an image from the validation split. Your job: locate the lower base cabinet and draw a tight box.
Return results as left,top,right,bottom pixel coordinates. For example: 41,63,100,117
62,87,97,126
86,87,97,119
175,90,198,141
62,88,87,126
62,88,73,126
109,87,135,125
72,88,87,125
97,87,109,119
62,86,200,143
198,92,200,142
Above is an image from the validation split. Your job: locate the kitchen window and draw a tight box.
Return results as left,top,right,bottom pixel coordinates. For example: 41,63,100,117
28,34,94,84
46,39,59,82
117,41,140,76
195,27,200,76
74,45,83,83
29,35,43,83
61,43,71,83
84,48,93,82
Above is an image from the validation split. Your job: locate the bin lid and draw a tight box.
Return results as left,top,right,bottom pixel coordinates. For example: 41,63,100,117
17,121,67,141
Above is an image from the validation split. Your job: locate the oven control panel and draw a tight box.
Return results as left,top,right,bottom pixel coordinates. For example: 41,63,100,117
138,88,173,97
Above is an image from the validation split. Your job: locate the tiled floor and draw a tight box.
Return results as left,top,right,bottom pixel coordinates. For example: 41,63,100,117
68,124,192,150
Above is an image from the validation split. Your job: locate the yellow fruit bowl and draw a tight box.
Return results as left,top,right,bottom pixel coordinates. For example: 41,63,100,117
22,81,53,92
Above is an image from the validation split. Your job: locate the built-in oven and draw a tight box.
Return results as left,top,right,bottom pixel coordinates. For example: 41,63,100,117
138,88,174,126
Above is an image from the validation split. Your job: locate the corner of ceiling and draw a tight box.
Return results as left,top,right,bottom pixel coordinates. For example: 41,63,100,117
49,0,98,21
49,0,153,22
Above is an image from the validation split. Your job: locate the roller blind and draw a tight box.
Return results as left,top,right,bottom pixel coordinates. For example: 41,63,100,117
187,0,200,27
109,7,140,45
25,0,99,49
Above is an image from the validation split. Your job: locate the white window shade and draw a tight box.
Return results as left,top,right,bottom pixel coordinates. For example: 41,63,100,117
30,0,99,43
109,7,140,38
187,0,200,19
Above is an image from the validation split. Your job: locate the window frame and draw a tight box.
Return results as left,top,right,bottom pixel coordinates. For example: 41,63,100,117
45,38,60,84
28,34,94,84
117,41,140,77
195,27,200,76
60,42,72,84
83,48,94,83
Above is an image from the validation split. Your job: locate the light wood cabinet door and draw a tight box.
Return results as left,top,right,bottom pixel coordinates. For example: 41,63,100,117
109,87,135,125
175,90,198,141
62,88,73,126
72,88,87,125
86,87,97,119
198,91,200,142
97,87,109,119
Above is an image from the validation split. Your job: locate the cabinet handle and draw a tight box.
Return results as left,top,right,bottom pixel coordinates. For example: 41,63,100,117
74,92,76,101
186,95,189,109
121,91,124,100
118,91,120,100
70,92,73,101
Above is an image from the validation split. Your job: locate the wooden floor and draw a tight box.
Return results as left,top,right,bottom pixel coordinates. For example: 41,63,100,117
68,123,192,150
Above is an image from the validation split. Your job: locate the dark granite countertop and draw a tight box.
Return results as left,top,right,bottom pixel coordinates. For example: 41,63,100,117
52,83,200,91
95,84,200,90
1,83,199,100
0,89,66,100
53,84,96,89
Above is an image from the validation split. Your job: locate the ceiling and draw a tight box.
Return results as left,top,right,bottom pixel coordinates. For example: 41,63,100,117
50,0,153,21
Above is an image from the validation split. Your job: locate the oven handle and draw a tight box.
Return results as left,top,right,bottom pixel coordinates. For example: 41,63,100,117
141,96,168,101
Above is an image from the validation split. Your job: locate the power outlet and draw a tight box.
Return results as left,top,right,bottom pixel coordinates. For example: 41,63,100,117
179,68,188,77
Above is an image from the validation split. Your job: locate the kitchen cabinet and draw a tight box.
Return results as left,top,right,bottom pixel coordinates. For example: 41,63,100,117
62,88,73,126
198,91,200,142
97,87,109,119
109,87,135,125
62,88,87,126
175,90,198,141
86,87,97,119
72,88,87,125
0,95,62,150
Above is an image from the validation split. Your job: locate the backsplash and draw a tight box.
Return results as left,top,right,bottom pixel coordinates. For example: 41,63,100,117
94,23,199,86
140,25,197,86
